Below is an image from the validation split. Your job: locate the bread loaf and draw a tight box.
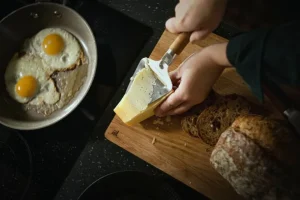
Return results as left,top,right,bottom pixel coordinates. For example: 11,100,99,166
231,115,300,168
210,115,300,200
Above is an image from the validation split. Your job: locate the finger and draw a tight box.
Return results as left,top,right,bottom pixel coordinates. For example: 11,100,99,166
165,17,180,33
175,3,181,13
169,70,179,83
155,91,184,117
173,79,181,87
190,30,210,42
165,102,194,116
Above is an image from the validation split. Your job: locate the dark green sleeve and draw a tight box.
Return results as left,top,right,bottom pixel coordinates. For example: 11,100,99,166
226,20,300,101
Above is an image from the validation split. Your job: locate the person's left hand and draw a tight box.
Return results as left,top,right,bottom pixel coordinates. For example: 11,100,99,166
155,43,231,117
166,0,228,42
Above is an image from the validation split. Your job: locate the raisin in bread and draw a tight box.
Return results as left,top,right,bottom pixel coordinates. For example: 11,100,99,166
210,115,300,200
197,94,251,146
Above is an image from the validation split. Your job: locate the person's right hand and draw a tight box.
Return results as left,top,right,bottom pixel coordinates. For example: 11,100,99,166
155,43,232,117
166,0,228,42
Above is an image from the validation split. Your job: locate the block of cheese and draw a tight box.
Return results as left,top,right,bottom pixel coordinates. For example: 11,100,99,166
114,65,172,126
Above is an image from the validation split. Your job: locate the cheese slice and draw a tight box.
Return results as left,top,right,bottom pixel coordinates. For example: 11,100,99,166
114,65,171,126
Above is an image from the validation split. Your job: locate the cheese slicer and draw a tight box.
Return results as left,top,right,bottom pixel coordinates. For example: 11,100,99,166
126,32,191,103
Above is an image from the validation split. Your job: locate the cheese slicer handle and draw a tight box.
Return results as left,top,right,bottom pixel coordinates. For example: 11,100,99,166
169,32,192,55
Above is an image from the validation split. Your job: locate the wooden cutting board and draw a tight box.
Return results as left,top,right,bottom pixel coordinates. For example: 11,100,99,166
105,30,279,200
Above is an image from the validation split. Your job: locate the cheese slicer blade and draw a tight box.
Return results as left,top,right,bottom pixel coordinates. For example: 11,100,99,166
126,32,191,103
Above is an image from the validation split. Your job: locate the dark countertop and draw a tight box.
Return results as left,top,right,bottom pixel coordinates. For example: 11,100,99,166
8,1,237,200
54,1,241,200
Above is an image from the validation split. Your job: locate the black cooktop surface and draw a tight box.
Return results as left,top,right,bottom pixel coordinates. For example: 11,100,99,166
0,1,153,199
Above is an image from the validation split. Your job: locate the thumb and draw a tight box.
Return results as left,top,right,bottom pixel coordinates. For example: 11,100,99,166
155,74,191,116
155,89,184,117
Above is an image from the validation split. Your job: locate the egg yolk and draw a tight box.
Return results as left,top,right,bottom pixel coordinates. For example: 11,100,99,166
42,34,64,55
16,76,37,98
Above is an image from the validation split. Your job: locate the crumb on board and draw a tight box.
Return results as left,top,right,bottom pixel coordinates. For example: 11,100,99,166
152,137,156,144
184,143,187,147
153,118,164,125
189,181,192,185
165,115,171,122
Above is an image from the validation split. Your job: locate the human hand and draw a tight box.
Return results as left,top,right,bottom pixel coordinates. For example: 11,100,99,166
155,43,231,117
166,0,228,42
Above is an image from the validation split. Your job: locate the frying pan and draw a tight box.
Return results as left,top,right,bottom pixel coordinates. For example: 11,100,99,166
0,0,97,130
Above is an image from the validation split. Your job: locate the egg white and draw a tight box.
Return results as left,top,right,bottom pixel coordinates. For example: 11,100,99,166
28,78,60,106
4,54,60,105
24,28,82,71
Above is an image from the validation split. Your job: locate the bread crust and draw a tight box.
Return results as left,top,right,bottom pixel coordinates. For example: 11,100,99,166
232,115,300,168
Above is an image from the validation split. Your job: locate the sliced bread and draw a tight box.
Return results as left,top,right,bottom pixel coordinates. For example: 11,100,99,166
181,90,217,137
197,94,251,146
183,90,218,116
181,115,199,138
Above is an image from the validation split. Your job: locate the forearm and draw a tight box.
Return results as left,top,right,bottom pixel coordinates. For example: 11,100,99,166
215,20,300,101
204,42,232,68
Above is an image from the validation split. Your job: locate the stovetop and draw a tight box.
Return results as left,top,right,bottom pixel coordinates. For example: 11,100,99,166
0,0,153,199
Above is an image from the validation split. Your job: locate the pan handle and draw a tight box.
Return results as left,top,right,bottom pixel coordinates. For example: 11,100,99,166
35,0,68,5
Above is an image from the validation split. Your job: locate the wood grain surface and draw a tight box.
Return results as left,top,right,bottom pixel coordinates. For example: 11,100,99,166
105,31,279,200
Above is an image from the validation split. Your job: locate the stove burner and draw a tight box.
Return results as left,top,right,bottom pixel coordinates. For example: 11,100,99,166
0,128,33,200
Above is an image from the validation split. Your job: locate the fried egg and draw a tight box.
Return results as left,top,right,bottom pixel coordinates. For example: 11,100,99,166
28,79,60,106
24,28,82,71
4,54,60,105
